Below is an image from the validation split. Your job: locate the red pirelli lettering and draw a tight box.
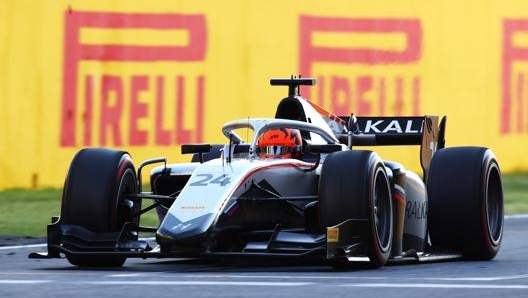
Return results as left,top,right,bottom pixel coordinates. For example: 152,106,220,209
502,19,528,134
299,16,422,116
100,75,123,146
61,12,207,147
130,75,149,146
155,76,170,146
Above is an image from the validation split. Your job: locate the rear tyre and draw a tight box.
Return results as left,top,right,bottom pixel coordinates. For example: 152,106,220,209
319,151,393,268
427,147,503,260
60,148,139,267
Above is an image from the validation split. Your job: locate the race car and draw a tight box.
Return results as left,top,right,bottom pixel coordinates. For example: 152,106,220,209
30,77,504,268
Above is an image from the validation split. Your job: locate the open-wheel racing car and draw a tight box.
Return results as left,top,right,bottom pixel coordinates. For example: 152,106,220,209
30,77,504,268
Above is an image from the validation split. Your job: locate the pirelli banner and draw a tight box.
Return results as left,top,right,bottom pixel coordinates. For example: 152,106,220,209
1,0,528,189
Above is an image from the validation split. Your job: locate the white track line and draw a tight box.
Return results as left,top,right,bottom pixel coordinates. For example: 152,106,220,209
0,243,46,250
505,213,528,219
89,281,311,286
341,283,528,289
0,280,310,286
131,273,528,282
424,273,528,281
2,280,528,289
209,274,528,282
0,280,50,284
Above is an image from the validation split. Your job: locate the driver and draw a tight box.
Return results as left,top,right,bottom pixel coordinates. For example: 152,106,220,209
257,128,302,159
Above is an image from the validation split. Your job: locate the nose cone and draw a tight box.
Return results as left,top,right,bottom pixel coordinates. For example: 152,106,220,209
156,212,215,246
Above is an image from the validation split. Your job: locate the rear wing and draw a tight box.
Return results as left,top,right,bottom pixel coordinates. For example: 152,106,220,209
268,76,446,180
339,115,447,181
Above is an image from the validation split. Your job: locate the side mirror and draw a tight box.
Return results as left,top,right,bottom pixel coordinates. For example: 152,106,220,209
303,144,342,172
181,144,212,163
304,144,342,155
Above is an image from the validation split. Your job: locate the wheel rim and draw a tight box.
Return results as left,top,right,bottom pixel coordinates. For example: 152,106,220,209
116,167,138,229
373,168,392,252
485,163,503,245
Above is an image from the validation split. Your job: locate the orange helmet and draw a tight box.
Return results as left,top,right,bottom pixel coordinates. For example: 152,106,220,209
257,128,302,159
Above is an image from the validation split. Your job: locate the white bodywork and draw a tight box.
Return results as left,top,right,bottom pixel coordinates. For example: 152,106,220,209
156,98,346,243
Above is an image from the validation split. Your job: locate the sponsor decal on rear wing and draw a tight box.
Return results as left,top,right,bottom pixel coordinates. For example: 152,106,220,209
343,116,425,146
303,96,444,148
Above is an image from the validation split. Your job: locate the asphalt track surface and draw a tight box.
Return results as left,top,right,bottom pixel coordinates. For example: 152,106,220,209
1,216,527,298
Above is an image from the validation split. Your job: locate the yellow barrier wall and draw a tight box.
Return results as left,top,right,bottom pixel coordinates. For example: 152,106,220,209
1,0,528,189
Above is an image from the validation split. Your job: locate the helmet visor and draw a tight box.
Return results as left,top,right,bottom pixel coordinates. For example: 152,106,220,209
258,145,294,158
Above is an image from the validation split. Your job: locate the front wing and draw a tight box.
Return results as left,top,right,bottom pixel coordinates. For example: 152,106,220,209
29,218,462,265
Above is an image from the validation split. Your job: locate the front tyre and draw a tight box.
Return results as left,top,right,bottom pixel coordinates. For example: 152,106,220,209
427,147,503,260
319,150,393,268
60,148,139,267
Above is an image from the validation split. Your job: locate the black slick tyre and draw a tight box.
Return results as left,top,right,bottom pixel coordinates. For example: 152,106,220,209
60,148,139,267
427,147,503,260
319,150,393,268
